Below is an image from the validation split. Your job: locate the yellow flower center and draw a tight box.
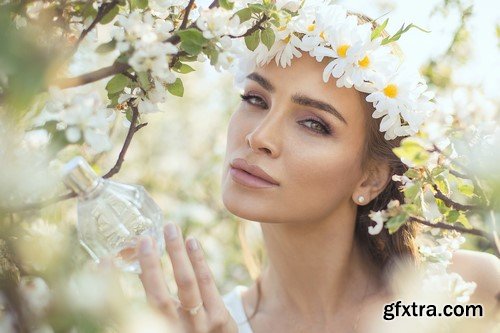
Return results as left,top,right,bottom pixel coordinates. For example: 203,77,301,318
283,34,291,44
358,55,370,68
307,24,315,32
383,84,398,98
278,25,286,31
336,44,350,58
319,31,327,40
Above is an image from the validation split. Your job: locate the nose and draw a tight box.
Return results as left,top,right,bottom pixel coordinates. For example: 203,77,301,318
245,111,282,158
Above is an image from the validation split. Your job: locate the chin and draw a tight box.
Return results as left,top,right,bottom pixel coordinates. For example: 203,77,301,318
221,186,271,222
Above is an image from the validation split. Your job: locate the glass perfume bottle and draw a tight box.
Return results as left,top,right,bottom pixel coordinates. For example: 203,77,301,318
61,156,165,274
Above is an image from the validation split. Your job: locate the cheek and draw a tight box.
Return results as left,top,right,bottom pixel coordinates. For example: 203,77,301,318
226,108,247,145
283,143,363,215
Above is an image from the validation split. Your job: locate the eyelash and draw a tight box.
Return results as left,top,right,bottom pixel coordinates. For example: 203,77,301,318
239,93,332,136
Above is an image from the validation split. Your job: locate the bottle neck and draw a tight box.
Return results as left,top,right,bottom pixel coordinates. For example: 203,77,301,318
79,178,106,201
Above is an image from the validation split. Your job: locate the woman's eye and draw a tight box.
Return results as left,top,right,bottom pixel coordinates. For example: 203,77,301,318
239,93,267,108
300,119,332,135
239,93,332,136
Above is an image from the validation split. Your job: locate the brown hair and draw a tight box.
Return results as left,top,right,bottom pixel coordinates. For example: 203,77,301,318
237,11,422,324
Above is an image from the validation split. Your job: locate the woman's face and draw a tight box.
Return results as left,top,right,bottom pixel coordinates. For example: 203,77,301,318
221,54,369,225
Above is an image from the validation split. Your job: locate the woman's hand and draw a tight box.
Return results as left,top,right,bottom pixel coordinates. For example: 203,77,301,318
136,222,239,333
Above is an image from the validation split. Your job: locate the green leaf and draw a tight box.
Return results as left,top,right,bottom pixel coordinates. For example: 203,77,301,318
179,54,199,62
431,166,446,178
204,48,219,66
167,78,184,97
456,212,472,229
404,168,420,179
96,39,117,53
82,4,98,19
136,71,151,90
446,210,460,223
404,183,421,202
100,5,119,25
386,213,408,234
248,3,265,13
176,28,209,55
125,107,133,122
261,28,275,51
116,53,129,64
371,18,388,40
219,0,234,10
402,203,419,215
393,139,429,166
434,175,450,196
130,0,148,10
235,8,252,23
173,63,195,74
381,23,430,45
244,29,261,51
457,180,474,198
107,91,121,108
106,74,130,94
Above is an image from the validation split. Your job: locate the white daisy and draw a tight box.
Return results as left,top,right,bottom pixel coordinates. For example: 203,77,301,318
365,69,429,139
310,15,363,87
338,23,398,89
265,24,303,68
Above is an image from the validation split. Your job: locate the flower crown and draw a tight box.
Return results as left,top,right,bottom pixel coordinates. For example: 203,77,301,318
229,0,435,140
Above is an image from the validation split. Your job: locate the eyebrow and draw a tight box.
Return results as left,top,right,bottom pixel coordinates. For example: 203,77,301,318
245,72,348,125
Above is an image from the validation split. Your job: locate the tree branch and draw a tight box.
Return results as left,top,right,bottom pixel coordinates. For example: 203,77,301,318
75,0,120,49
134,122,148,132
2,105,147,213
449,169,468,179
180,0,196,30
209,0,219,8
432,184,478,211
55,1,269,89
430,144,490,208
409,216,499,256
102,104,140,178
228,14,268,38
54,62,130,89
3,192,77,213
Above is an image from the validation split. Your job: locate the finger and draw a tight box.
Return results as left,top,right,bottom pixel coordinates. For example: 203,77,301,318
185,236,227,318
137,236,178,318
97,257,115,270
164,222,206,320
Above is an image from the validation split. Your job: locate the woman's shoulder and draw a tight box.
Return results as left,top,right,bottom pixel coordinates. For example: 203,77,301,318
447,249,500,307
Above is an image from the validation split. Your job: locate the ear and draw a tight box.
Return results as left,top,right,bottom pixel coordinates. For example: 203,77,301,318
352,161,391,205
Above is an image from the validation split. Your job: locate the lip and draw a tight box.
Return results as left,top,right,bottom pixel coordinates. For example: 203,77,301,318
230,158,279,188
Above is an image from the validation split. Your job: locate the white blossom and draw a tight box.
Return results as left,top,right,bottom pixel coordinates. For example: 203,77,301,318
118,81,168,116
112,10,178,84
19,276,51,317
196,7,244,39
34,88,115,154
367,210,388,235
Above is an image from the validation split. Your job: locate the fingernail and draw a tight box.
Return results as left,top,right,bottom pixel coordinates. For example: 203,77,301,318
165,222,178,241
140,237,152,254
187,237,198,251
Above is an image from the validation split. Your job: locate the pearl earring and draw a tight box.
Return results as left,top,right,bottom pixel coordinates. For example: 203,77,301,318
357,195,365,204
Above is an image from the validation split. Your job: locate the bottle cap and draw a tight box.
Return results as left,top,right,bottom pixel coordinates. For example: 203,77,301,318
61,156,100,195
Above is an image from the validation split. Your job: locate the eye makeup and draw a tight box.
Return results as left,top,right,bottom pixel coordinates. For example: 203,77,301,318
239,93,333,136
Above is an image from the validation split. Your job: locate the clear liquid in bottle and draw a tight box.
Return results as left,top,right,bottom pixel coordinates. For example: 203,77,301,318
61,156,165,273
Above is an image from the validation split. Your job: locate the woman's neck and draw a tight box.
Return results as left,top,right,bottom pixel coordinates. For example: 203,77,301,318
248,210,384,327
